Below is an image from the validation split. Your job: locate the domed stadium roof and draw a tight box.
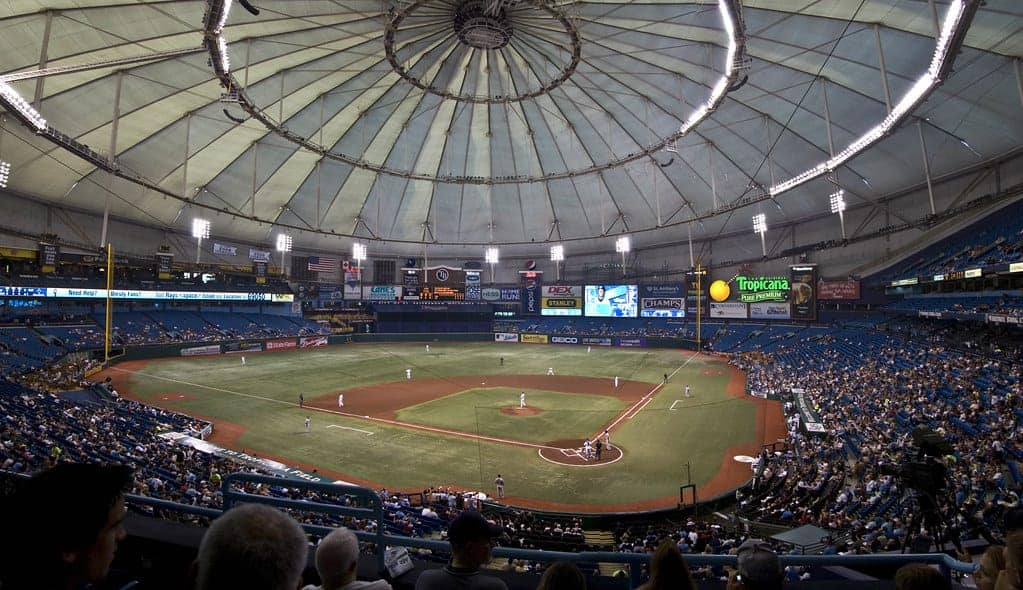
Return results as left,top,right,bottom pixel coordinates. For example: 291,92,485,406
0,0,1020,257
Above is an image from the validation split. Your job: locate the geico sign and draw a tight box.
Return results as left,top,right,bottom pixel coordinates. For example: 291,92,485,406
550,336,578,344
543,285,579,296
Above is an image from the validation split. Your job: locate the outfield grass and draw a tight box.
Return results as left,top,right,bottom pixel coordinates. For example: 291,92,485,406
118,343,757,508
395,387,626,444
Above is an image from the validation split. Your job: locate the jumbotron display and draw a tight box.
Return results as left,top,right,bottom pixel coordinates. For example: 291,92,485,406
583,284,638,317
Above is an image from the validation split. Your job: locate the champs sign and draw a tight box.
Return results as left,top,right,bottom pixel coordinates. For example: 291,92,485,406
735,276,789,303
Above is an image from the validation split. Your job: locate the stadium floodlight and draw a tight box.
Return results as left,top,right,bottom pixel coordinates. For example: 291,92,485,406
352,242,367,269
768,0,971,199
615,236,630,276
829,190,846,214
830,190,847,239
191,218,211,240
0,161,10,189
752,213,767,257
550,244,564,281
275,232,292,277
192,218,211,264
0,81,47,131
484,247,499,283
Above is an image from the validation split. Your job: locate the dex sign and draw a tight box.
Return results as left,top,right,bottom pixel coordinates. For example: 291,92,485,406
735,276,789,303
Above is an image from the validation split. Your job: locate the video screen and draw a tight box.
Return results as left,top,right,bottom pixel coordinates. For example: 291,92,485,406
584,285,638,317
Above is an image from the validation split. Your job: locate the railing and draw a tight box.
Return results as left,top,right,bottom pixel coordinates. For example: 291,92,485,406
123,473,976,588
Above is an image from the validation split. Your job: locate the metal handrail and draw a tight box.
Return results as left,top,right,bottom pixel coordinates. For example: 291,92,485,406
121,473,977,587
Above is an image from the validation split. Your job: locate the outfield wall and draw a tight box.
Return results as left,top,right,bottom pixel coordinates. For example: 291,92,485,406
497,332,698,351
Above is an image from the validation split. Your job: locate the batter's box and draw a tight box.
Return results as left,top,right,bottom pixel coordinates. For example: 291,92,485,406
560,448,584,458
669,400,685,411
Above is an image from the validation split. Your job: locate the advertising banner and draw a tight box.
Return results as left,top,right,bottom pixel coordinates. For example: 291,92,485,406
550,336,579,344
494,332,519,342
710,302,748,319
159,433,334,484
266,338,298,351
817,279,860,300
249,248,271,262
465,271,481,301
362,285,402,300
790,266,818,321
223,341,264,354
252,261,267,280
541,285,582,316
0,285,294,302
519,334,548,344
402,271,421,298
584,285,639,317
181,344,221,357
343,283,361,300
735,276,789,303
581,337,613,346
500,288,520,301
749,302,791,320
212,242,238,256
156,253,174,280
794,389,825,435
37,243,59,271
615,338,646,348
521,275,542,316
299,336,328,348
482,288,502,301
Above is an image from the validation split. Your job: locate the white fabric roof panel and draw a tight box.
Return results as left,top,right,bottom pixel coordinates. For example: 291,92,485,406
0,0,1018,255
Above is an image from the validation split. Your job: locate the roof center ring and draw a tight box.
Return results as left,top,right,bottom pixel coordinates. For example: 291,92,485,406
384,0,581,104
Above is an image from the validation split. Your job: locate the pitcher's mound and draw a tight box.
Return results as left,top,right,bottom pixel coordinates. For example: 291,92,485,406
500,406,542,416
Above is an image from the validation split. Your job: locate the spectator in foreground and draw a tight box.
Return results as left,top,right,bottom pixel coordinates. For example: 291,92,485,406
972,545,1004,590
304,527,392,590
727,539,783,590
638,541,696,590
415,511,507,590
193,503,309,590
0,463,132,590
893,563,950,590
536,561,586,590
1000,530,1023,590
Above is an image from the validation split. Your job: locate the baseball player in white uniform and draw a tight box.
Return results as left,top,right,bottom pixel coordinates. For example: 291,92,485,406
406,367,412,380
614,375,619,388
338,393,344,408
519,391,526,408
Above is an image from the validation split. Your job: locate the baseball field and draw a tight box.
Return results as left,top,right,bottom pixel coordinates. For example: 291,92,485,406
102,342,785,512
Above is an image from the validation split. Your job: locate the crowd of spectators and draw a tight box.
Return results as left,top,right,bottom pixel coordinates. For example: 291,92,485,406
732,324,1022,555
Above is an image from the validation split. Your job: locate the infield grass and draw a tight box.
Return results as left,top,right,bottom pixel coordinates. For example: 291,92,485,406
395,387,626,444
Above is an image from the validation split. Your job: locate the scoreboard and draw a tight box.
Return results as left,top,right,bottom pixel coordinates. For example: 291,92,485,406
418,286,465,301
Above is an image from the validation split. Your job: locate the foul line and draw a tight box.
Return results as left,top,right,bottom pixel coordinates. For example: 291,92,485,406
109,367,559,452
599,351,700,434
326,425,375,435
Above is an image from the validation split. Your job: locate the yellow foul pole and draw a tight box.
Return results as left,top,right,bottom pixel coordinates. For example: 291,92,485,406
696,263,702,351
104,243,113,362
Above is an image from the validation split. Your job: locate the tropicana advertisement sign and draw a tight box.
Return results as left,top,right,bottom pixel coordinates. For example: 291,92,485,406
735,275,789,303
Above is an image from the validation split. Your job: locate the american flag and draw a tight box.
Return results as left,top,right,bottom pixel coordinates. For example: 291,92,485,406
307,256,338,273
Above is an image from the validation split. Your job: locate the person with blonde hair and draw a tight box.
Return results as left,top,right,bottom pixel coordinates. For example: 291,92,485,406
971,545,1005,590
